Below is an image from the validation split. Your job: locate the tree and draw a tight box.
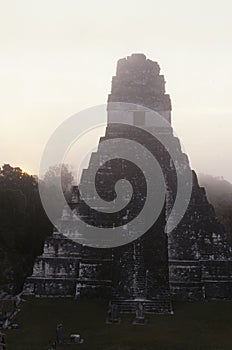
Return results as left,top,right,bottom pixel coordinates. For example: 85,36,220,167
0,164,52,293
43,164,74,200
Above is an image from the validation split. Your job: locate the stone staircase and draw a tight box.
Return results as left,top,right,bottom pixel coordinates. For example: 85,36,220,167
111,241,173,314
131,242,147,298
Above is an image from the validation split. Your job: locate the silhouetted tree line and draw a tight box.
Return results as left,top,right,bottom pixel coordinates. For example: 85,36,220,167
0,164,53,294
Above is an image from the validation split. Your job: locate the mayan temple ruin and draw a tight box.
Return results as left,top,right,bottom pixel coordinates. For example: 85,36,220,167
23,54,232,314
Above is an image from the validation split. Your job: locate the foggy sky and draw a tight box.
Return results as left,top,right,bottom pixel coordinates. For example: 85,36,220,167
0,0,232,182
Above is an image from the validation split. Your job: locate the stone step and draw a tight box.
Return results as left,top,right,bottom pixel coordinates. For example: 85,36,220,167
111,299,172,314
112,293,170,300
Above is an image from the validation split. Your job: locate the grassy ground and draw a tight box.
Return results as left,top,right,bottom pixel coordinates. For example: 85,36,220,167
4,298,232,350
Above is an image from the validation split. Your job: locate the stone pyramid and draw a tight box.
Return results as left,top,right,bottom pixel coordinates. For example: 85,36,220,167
23,54,232,314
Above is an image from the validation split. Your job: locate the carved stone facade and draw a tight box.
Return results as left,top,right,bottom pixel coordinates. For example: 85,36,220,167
23,233,112,298
23,54,232,312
